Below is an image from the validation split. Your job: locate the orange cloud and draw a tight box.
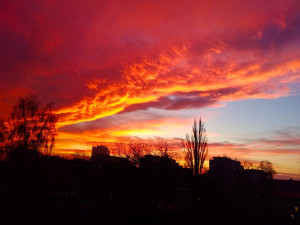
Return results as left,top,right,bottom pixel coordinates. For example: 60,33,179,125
1,0,300,180
55,42,300,127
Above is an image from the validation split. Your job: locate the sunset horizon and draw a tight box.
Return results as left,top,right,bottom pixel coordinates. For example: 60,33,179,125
1,0,300,181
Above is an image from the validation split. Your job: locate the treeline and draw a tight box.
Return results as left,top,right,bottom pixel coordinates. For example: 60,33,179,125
96,140,176,166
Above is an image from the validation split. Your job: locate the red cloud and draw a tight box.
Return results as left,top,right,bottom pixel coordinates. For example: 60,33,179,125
1,0,300,120
1,0,300,181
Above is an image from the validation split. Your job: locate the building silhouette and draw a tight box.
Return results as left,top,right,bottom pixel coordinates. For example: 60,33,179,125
140,155,180,170
92,145,110,156
91,145,110,162
209,156,243,193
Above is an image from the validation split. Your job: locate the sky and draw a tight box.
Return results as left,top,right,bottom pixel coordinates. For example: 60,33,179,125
1,0,300,180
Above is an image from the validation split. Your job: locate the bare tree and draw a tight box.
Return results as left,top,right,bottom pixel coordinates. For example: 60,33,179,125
5,95,57,155
72,152,89,161
258,160,277,179
182,118,208,177
112,137,127,157
0,119,8,159
155,140,175,159
126,141,149,166
243,161,254,169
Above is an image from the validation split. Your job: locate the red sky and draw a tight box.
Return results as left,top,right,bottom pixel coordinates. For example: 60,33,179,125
1,0,300,180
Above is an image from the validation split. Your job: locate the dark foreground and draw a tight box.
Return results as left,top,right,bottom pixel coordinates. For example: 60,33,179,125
0,150,299,225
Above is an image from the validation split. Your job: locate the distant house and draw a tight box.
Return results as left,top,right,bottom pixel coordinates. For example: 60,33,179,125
209,156,272,194
140,155,180,170
209,156,243,193
91,145,130,166
91,145,110,162
209,156,243,177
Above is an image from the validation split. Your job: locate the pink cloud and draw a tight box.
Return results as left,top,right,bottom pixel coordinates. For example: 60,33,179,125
1,1,300,181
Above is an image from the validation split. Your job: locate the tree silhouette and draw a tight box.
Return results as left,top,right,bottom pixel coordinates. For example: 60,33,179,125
155,140,174,159
112,137,127,157
126,141,149,166
182,118,208,177
0,119,8,159
243,161,254,169
258,160,277,179
5,95,57,155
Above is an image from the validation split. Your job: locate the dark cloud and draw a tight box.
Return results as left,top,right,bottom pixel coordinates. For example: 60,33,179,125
273,126,300,137
122,93,217,113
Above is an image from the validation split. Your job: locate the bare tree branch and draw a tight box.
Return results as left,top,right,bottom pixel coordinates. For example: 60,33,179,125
4,95,57,155
182,117,208,177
